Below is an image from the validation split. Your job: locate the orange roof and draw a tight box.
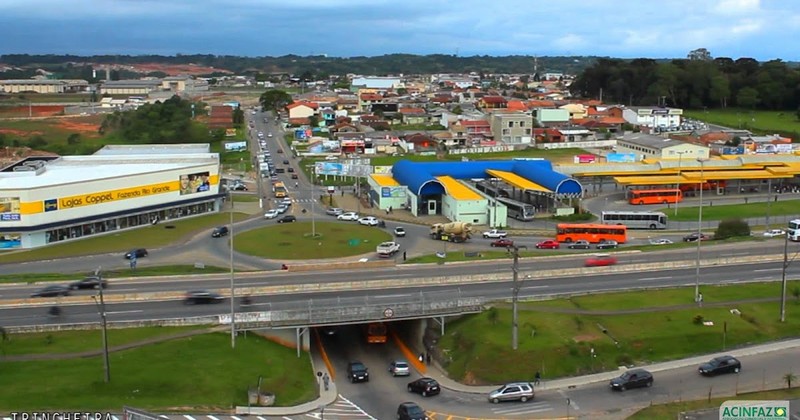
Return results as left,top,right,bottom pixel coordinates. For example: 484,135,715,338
528,100,556,108
481,95,507,103
506,100,527,111
399,107,425,114
600,117,626,124
287,101,318,110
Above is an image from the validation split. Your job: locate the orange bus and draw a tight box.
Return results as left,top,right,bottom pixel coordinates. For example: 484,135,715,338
629,188,682,205
556,223,628,244
365,322,387,344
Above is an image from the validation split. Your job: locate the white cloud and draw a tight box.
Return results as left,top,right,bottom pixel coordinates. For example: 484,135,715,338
713,0,761,15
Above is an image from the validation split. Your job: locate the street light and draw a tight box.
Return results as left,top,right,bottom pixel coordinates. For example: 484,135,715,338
508,244,528,350
91,267,111,383
695,157,708,304
674,151,687,216
229,202,236,349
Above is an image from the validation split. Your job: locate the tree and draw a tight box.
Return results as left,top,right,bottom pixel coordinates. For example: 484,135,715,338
66,133,81,145
687,48,713,61
452,105,463,115
715,218,750,240
259,89,293,112
736,87,760,109
709,74,730,108
308,115,320,128
232,106,244,126
784,372,797,389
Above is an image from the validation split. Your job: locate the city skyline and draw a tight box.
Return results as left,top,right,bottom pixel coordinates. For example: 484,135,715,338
1,0,799,61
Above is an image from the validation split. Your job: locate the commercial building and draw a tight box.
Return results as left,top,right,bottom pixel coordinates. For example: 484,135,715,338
489,111,533,145
0,144,222,250
615,133,710,161
0,79,90,94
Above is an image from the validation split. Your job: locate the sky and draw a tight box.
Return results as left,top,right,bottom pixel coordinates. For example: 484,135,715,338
1,0,799,60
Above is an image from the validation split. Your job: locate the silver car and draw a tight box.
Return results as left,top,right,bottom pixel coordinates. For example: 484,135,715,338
388,360,411,377
326,207,343,216
488,382,534,403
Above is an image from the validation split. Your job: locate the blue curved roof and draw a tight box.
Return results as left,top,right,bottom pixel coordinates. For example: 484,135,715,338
392,159,582,197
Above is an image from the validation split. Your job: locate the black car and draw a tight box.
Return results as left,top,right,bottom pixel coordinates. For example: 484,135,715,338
287,167,295,172
277,215,297,223
407,377,441,397
347,361,369,383
231,184,248,191
699,355,741,376
567,240,591,249
596,240,618,249
31,284,71,298
291,173,298,179
610,369,653,391
124,248,148,259
184,290,224,305
69,276,108,290
397,402,428,420
282,160,290,164
683,232,710,242
211,226,229,238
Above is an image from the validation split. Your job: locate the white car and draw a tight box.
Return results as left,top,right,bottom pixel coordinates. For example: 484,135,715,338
337,212,359,221
325,155,339,161
326,207,344,216
281,197,293,206
358,216,379,226
649,238,673,245
763,229,786,237
276,205,288,214
264,209,279,219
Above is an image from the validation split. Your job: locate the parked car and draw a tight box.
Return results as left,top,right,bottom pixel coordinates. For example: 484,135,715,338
230,183,248,191
124,248,148,259
326,207,344,216
698,355,741,376
488,382,535,403
397,402,428,420
649,238,673,245
69,276,108,290
389,360,411,377
394,226,406,237
609,369,653,391
490,239,514,247
763,229,786,238
596,240,618,249
482,229,508,239
264,209,279,219
407,377,441,397
277,215,297,223
211,226,229,238
276,205,289,214
277,149,283,153
347,361,369,383
358,216,379,226
683,232,710,242
31,284,71,298
535,240,560,249
568,240,591,249
337,212,359,221
585,254,618,267
184,290,224,305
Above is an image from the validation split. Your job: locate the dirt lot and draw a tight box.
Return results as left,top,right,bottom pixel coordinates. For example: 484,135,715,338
0,105,65,117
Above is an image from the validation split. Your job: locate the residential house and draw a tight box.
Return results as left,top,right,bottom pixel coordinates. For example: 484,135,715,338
533,128,563,144
359,115,390,130
533,108,570,127
621,106,683,129
404,132,438,152
358,92,384,112
489,111,533,145
559,103,587,120
479,95,508,109
616,133,710,161
506,100,528,112
287,101,319,121
460,119,493,145
398,107,427,125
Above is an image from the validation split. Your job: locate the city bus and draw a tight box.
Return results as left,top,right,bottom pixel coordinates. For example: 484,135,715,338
274,181,287,198
555,223,628,244
601,211,668,230
496,197,535,221
629,188,682,205
789,219,800,242
365,322,387,344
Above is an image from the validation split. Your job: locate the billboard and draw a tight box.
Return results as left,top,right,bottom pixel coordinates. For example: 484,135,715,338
180,171,211,195
315,162,344,176
0,233,21,249
224,141,247,151
381,187,406,198
0,197,21,222
606,153,636,163
574,154,597,164
721,146,745,155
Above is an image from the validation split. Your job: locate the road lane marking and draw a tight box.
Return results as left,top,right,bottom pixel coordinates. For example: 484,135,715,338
638,276,673,281
182,416,195,420
375,293,413,298
559,389,580,410
753,277,773,281
753,268,781,272
110,288,141,292
206,416,219,420
231,417,242,420
107,310,144,315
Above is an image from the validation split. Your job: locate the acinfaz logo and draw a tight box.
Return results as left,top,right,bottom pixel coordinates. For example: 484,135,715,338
720,400,788,420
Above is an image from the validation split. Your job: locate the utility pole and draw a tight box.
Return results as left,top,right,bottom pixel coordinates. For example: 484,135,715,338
695,158,708,304
780,231,789,322
508,245,527,350
230,204,236,349
765,178,772,228
94,267,111,383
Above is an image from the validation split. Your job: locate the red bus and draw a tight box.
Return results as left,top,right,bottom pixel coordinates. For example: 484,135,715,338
556,223,628,244
365,322,387,344
629,188,682,205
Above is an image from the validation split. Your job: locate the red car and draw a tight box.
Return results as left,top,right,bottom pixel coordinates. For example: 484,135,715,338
490,239,514,247
536,240,560,249
585,255,618,267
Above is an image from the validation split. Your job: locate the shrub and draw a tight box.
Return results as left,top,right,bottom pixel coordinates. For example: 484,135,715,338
715,218,750,240
693,314,705,325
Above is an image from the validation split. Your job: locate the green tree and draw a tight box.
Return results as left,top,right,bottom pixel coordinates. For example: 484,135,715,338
259,89,293,112
66,133,81,145
232,106,245,126
737,87,760,109
709,74,730,108
308,115,320,127
715,218,750,240
452,105,463,115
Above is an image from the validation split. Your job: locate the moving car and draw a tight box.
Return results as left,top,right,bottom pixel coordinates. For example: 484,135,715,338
277,215,297,223
283,160,290,164
482,229,508,239
69,276,108,290
394,226,406,237
287,168,295,173
585,254,618,267
596,240,618,249
698,355,741,376
337,212,359,221
763,229,786,237
211,226,229,238
326,207,344,216
124,248,148,259
389,360,411,377
407,377,441,397
230,183,248,191
264,209,279,219
358,216,379,226
31,284,71,298
683,232,710,242
609,369,653,391
276,205,288,214
535,240,560,249
568,240,591,249
291,173,298,179
347,361,369,383
281,197,293,206
649,238,673,245
488,382,535,403
490,239,514,247
184,290,224,305
397,402,428,420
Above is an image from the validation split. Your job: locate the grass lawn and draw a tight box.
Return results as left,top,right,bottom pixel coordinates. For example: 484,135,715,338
0,212,249,265
0,265,231,284
0,93,93,104
0,332,316,411
438,282,800,384
684,108,800,134
232,193,260,202
405,249,559,264
658,200,800,221
0,115,105,141
234,221,391,259
0,326,207,356
628,387,800,419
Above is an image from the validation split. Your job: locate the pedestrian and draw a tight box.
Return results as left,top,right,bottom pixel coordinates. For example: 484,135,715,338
534,371,541,386
418,353,424,363
403,251,407,261
426,352,431,365
341,190,344,197
323,372,330,391
389,206,393,214
698,293,704,306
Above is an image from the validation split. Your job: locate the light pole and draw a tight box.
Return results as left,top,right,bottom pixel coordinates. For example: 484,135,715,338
508,244,528,350
695,157,708,304
675,151,686,216
312,166,317,237
91,267,111,383
229,202,236,349
765,178,772,228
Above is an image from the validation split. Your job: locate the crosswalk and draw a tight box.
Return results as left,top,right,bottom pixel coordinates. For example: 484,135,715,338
273,198,317,204
488,400,553,416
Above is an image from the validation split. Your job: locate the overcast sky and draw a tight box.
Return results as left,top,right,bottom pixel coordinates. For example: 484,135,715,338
1,0,798,60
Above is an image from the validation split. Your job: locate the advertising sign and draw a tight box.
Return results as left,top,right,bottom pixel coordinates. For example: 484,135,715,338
721,146,745,155
0,197,21,222
0,233,21,249
574,155,597,163
381,187,406,198
180,171,211,195
606,153,637,163
224,141,247,151
315,162,344,176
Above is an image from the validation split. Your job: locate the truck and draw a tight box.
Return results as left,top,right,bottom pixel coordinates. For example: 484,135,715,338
430,222,472,243
482,229,508,239
376,241,401,258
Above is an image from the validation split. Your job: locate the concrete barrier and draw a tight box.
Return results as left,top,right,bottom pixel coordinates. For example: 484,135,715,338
286,259,395,272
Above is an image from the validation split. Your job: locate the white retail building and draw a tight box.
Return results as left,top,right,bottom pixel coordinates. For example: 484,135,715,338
0,144,223,250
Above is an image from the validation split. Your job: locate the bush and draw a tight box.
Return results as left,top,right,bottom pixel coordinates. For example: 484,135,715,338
715,218,750,240
693,314,705,325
